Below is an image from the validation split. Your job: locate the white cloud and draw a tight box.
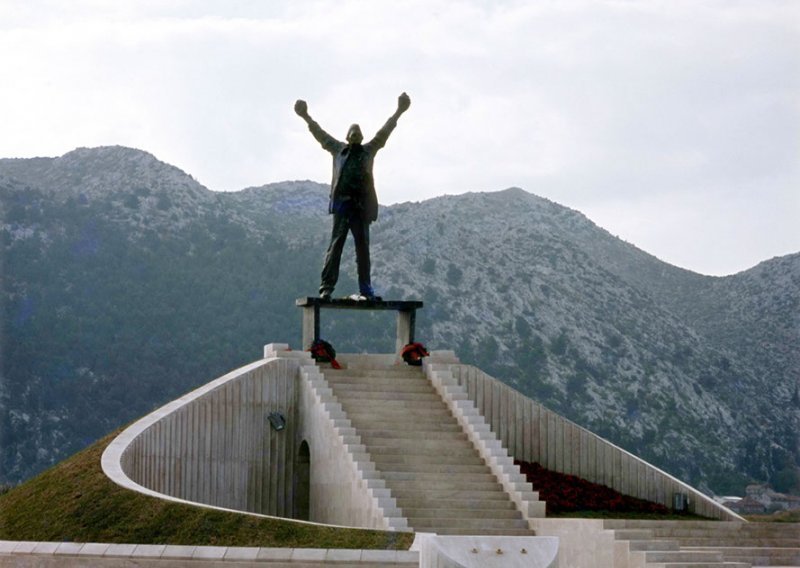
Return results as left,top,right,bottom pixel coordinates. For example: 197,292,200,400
0,0,798,275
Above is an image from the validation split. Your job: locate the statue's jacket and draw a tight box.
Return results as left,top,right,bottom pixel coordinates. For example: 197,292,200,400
305,115,399,223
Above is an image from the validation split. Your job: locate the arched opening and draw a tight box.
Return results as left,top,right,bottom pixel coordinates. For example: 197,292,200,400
293,440,310,520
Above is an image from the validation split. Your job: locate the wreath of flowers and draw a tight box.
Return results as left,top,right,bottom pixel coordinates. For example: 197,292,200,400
309,338,341,369
401,342,429,366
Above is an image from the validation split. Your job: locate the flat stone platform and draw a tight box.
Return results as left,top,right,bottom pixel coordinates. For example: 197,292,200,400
296,297,423,352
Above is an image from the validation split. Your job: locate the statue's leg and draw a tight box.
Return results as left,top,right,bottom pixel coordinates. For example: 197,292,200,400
320,214,349,296
351,217,373,296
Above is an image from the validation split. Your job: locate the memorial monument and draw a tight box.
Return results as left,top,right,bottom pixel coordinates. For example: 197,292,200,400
294,92,411,301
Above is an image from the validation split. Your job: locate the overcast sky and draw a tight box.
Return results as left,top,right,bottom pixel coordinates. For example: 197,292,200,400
1,0,798,276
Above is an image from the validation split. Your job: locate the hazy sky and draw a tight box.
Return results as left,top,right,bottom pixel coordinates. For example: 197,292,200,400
1,0,798,276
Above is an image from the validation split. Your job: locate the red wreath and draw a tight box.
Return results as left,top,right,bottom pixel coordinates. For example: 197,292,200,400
309,339,341,369
401,342,429,366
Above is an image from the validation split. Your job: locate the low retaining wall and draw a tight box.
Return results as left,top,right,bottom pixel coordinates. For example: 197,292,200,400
0,541,419,567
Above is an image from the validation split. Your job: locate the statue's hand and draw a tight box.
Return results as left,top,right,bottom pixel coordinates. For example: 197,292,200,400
294,99,309,117
398,92,411,113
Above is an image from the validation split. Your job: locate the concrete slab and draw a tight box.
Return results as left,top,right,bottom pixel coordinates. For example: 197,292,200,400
396,550,421,563
360,549,399,563
291,548,327,562
31,542,60,555
131,543,166,558
191,545,227,560
161,545,196,559
76,543,110,556
325,548,362,562
54,542,84,555
103,543,138,557
11,541,37,554
0,541,19,554
256,547,293,561
223,546,260,560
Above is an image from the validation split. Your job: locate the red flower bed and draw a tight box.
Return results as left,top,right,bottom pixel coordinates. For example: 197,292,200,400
515,460,670,515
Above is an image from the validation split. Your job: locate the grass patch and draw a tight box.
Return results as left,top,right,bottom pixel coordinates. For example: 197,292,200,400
0,430,413,549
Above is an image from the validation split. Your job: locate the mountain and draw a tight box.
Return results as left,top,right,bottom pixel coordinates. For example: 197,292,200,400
1,146,798,496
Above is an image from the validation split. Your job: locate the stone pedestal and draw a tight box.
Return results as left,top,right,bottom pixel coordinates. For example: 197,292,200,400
295,297,423,354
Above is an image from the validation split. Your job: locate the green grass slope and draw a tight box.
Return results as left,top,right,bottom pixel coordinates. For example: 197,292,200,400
0,431,413,549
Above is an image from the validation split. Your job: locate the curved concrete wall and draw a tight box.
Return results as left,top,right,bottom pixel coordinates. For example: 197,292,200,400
102,345,397,530
444,360,742,521
103,355,302,517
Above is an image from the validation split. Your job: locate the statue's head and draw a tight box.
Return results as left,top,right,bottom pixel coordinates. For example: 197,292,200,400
346,124,364,145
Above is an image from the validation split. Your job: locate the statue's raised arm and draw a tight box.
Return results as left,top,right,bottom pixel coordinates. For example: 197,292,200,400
294,99,343,153
369,92,411,151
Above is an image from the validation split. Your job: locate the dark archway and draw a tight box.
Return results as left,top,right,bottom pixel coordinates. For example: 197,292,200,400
293,440,310,520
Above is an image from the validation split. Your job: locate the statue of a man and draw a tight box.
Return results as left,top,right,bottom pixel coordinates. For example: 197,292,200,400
295,93,411,300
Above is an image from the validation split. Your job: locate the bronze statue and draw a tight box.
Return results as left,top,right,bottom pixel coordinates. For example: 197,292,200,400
295,93,411,300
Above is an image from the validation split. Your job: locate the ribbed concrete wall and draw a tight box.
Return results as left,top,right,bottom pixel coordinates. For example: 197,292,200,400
117,356,300,517
447,363,742,521
104,346,404,531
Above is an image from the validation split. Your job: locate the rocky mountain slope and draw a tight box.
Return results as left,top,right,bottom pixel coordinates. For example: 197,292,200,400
1,146,797,496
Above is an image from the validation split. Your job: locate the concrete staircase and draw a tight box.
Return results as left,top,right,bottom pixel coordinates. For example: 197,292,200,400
323,364,535,536
607,519,800,567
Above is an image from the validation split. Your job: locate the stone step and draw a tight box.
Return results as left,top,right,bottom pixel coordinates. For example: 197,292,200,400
376,462,493,475
393,493,515,507
381,471,499,483
684,546,800,564
325,369,424,379
387,479,504,492
336,391,443,402
409,517,530,531
352,425,457,436
628,540,681,552
327,380,435,392
651,528,748,537
341,402,452,415
428,527,535,536
343,410,456,423
679,538,800,548
400,506,522,520
371,452,485,466
605,520,739,529
350,423,457,435
326,368,424,376
358,426,466,438
339,399,449,410
645,562,752,568
656,527,800,536
615,529,656,540
366,442,477,456
645,550,725,563
607,520,800,538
